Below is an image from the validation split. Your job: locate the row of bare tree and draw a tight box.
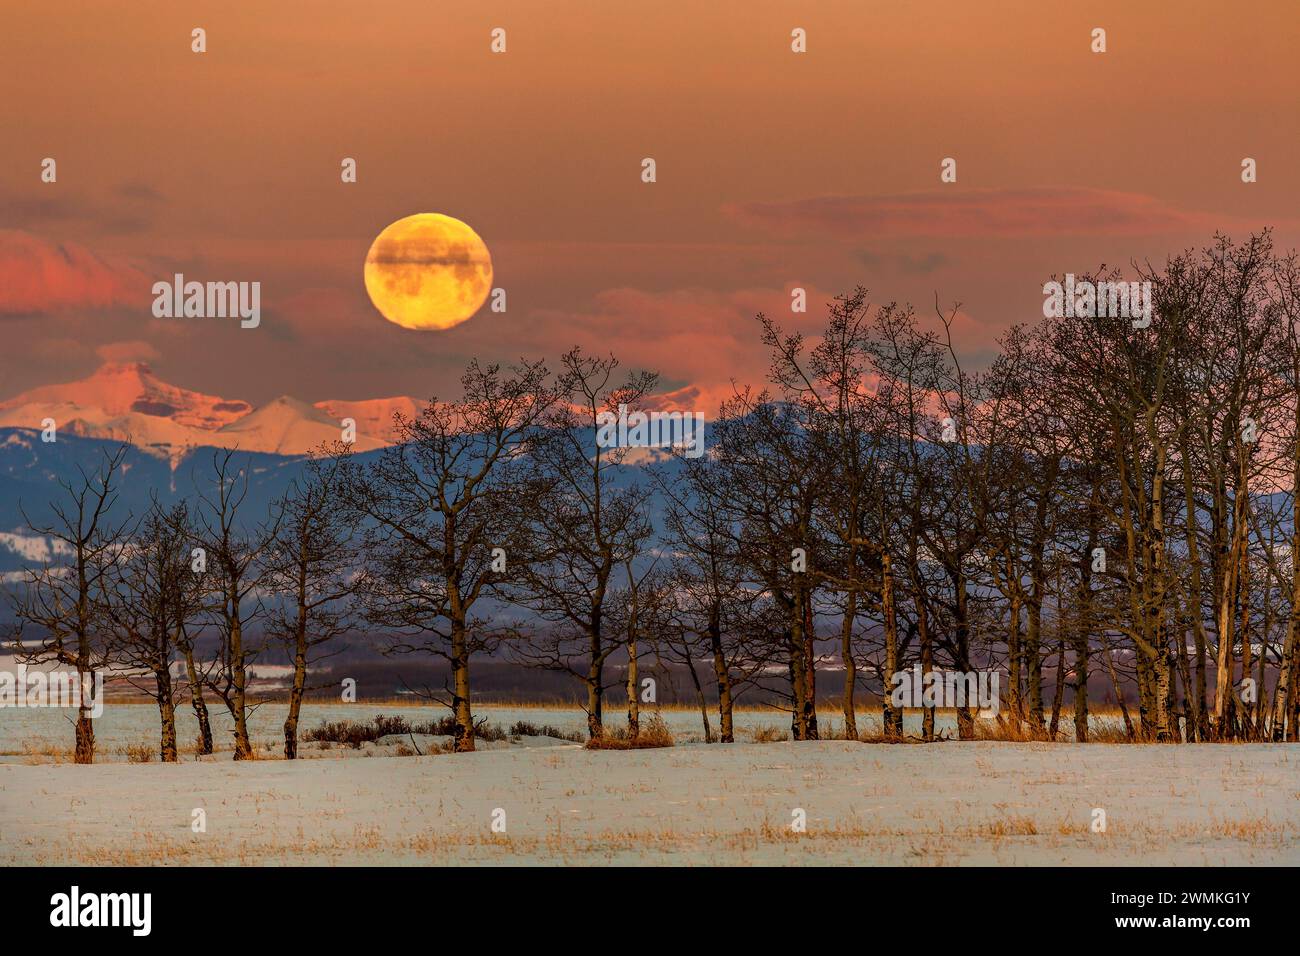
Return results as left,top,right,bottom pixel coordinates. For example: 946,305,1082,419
11,231,1300,762
10,447,355,762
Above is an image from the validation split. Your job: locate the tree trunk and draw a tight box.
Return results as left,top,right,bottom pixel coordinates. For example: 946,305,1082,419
1025,566,1045,730
1212,592,1237,739
1103,638,1135,740
1212,454,1249,739
1180,436,1211,742
1239,556,1254,737
953,568,974,740
1048,640,1066,739
182,641,213,755
1007,578,1023,730
1275,603,1300,742
585,667,603,741
708,612,733,743
684,655,714,743
881,551,903,737
1154,650,1175,742
156,668,178,763
626,632,639,741
451,619,475,752
284,614,308,759
1136,649,1156,739
1074,477,1099,743
1073,637,1090,743
1274,376,1300,741
1174,610,1194,742
841,590,858,741
74,672,95,764
787,603,809,740
802,588,819,740
228,595,253,760
919,598,935,741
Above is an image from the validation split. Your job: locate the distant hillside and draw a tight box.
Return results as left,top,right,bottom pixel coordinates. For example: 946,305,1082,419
0,361,417,463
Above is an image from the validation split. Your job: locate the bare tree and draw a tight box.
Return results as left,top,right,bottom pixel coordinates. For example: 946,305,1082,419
263,448,358,758
193,449,276,759
347,358,553,752
652,449,769,743
511,348,656,740
608,556,666,741
758,290,893,740
11,444,132,764
97,499,201,762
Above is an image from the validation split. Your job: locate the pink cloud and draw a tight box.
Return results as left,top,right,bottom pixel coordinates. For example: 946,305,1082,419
726,188,1270,240
519,285,836,415
0,230,149,315
512,286,998,418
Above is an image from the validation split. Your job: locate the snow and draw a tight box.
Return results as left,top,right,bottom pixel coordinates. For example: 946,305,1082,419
314,397,422,444
0,531,70,562
0,362,397,459
0,362,250,430
0,704,1295,865
215,396,385,455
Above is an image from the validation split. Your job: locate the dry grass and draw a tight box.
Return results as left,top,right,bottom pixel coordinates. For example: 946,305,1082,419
982,816,1039,837
11,740,74,764
585,713,675,750
968,717,1267,745
19,807,1295,866
855,732,935,745
122,742,154,763
17,739,72,758
973,720,1060,743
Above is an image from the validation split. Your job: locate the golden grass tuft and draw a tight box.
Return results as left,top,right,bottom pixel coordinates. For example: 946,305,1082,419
585,713,675,750
122,742,154,763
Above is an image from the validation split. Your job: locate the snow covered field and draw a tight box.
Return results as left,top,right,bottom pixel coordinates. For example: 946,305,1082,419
0,701,973,759
1,710,1296,865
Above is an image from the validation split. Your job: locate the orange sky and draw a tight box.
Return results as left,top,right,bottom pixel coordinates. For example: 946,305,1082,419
2,0,1297,409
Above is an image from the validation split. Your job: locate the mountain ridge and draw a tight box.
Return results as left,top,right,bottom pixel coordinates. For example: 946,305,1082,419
0,362,418,463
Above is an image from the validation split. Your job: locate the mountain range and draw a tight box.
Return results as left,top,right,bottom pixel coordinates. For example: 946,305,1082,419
0,363,686,589
0,362,421,463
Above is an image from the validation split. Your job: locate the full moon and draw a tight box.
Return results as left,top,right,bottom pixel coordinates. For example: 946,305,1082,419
363,213,493,331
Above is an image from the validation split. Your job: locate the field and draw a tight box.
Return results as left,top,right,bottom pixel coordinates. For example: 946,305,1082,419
2,703,1297,865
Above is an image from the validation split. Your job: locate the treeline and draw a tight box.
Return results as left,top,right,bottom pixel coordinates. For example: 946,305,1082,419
11,231,1300,762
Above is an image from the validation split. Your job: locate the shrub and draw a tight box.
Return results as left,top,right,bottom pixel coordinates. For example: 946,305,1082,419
584,713,675,750
508,720,583,742
409,714,507,741
304,719,375,749
124,742,154,763
304,713,510,748
304,714,410,748
637,713,675,747
373,714,413,737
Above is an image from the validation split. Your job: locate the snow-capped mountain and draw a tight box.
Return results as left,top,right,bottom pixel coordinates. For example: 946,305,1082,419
0,362,414,463
216,395,387,456
315,397,423,444
0,360,255,426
